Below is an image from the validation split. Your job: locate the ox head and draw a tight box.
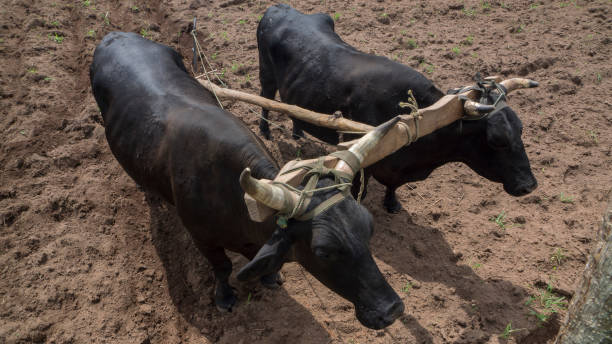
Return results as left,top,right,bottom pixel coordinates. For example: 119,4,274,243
454,77,538,196
238,118,404,329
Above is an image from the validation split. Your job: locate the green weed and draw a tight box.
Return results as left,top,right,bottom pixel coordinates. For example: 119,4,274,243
550,248,566,268
51,20,60,27
499,322,524,339
463,7,476,16
211,51,218,60
588,130,598,143
596,73,602,83
82,0,91,7
333,12,341,21
246,292,252,305
27,67,37,73
44,76,53,81
529,3,539,9
221,31,228,40
463,35,474,45
526,282,568,323
406,38,417,49
451,46,461,54
49,32,64,43
490,211,510,229
471,261,482,270
481,2,491,11
420,62,434,74
131,5,139,12
87,29,96,38
140,28,149,38
559,193,574,203
402,281,413,293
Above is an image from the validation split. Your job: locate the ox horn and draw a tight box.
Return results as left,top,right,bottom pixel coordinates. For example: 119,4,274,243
500,78,539,94
335,117,401,175
240,168,297,212
463,99,496,116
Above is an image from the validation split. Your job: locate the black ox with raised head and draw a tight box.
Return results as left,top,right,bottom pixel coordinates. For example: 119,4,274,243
258,4,538,213
90,32,403,329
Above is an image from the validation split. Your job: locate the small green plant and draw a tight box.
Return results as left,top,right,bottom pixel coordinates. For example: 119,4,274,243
19,130,26,136
499,322,524,339
44,76,53,81
550,248,566,267
82,0,91,7
471,261,482,270
420,62,434,74
102,12,110,26
516,24,525,33
490,211,510,229
27,67,37,73
381,12,388,18
402,281,413,293
527,282,568,323
246,292,252,305
587,130,598,143
211,51,218,60
559,2,569,7
463,35,474,45
131,5,139,12
51,20,60,27
87,29,96,38
481,1,491,11
559,192,574,203
140,28,149,38
333,12,341,21
219,68,226,79
462,7,476,16
238,19,246,25
406,38,417,49
244,74,252,83
221,31,228,40
257,14,263,22
501,2,508,8
529,3,539,9
596,73,602,83
471,52,478,58
451,46,461,54
49,32,64,43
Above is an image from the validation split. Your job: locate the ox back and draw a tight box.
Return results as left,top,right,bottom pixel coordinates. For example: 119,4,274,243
91,32,277,253
258,4,537,213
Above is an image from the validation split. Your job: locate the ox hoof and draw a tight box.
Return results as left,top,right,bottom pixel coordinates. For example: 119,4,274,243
260,272,283,289
214,288,237,312
383,199,402,214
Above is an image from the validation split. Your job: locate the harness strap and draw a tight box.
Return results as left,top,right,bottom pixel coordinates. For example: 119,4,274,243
294,191,349,221
329,150,361,176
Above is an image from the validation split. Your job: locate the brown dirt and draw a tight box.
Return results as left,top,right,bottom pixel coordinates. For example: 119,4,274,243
1,0,610,343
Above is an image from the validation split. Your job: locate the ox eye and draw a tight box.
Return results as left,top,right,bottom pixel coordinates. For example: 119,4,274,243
313,247,340,261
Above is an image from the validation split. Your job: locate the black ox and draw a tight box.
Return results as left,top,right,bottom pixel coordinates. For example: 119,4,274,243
258,4,538,213
90,32,403,329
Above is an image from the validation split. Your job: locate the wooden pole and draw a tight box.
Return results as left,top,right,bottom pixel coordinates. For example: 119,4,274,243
198,79,374,133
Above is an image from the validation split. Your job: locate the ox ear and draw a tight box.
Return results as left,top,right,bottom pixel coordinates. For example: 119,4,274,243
486,113,513,148
236,228,294,281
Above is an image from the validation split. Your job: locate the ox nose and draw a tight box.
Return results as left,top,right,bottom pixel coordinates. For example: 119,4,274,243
377,299,404,328
517,179,538,195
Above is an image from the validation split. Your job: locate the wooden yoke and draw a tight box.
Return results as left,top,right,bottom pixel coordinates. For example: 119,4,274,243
338,94,467,167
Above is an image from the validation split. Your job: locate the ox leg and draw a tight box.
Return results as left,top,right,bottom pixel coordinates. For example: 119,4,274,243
258,76,277,140
260,272,283,289
291,119,304,140
383,186,403,214
203,246,237,312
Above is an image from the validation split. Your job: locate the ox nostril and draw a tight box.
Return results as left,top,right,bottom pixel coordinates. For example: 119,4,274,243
384,300,405,323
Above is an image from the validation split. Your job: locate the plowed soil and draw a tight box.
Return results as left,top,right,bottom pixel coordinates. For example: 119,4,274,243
1,0,610,343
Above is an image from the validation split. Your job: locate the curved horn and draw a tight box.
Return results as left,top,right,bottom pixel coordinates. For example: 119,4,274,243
335,117,401,174
464,99,496,116
240,168,296,212
500,78,539,94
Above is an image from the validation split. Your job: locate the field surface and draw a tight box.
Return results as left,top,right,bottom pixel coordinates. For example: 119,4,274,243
1,0,610,343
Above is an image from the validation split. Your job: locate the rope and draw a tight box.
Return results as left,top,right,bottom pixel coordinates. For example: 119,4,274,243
191,25,224,109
